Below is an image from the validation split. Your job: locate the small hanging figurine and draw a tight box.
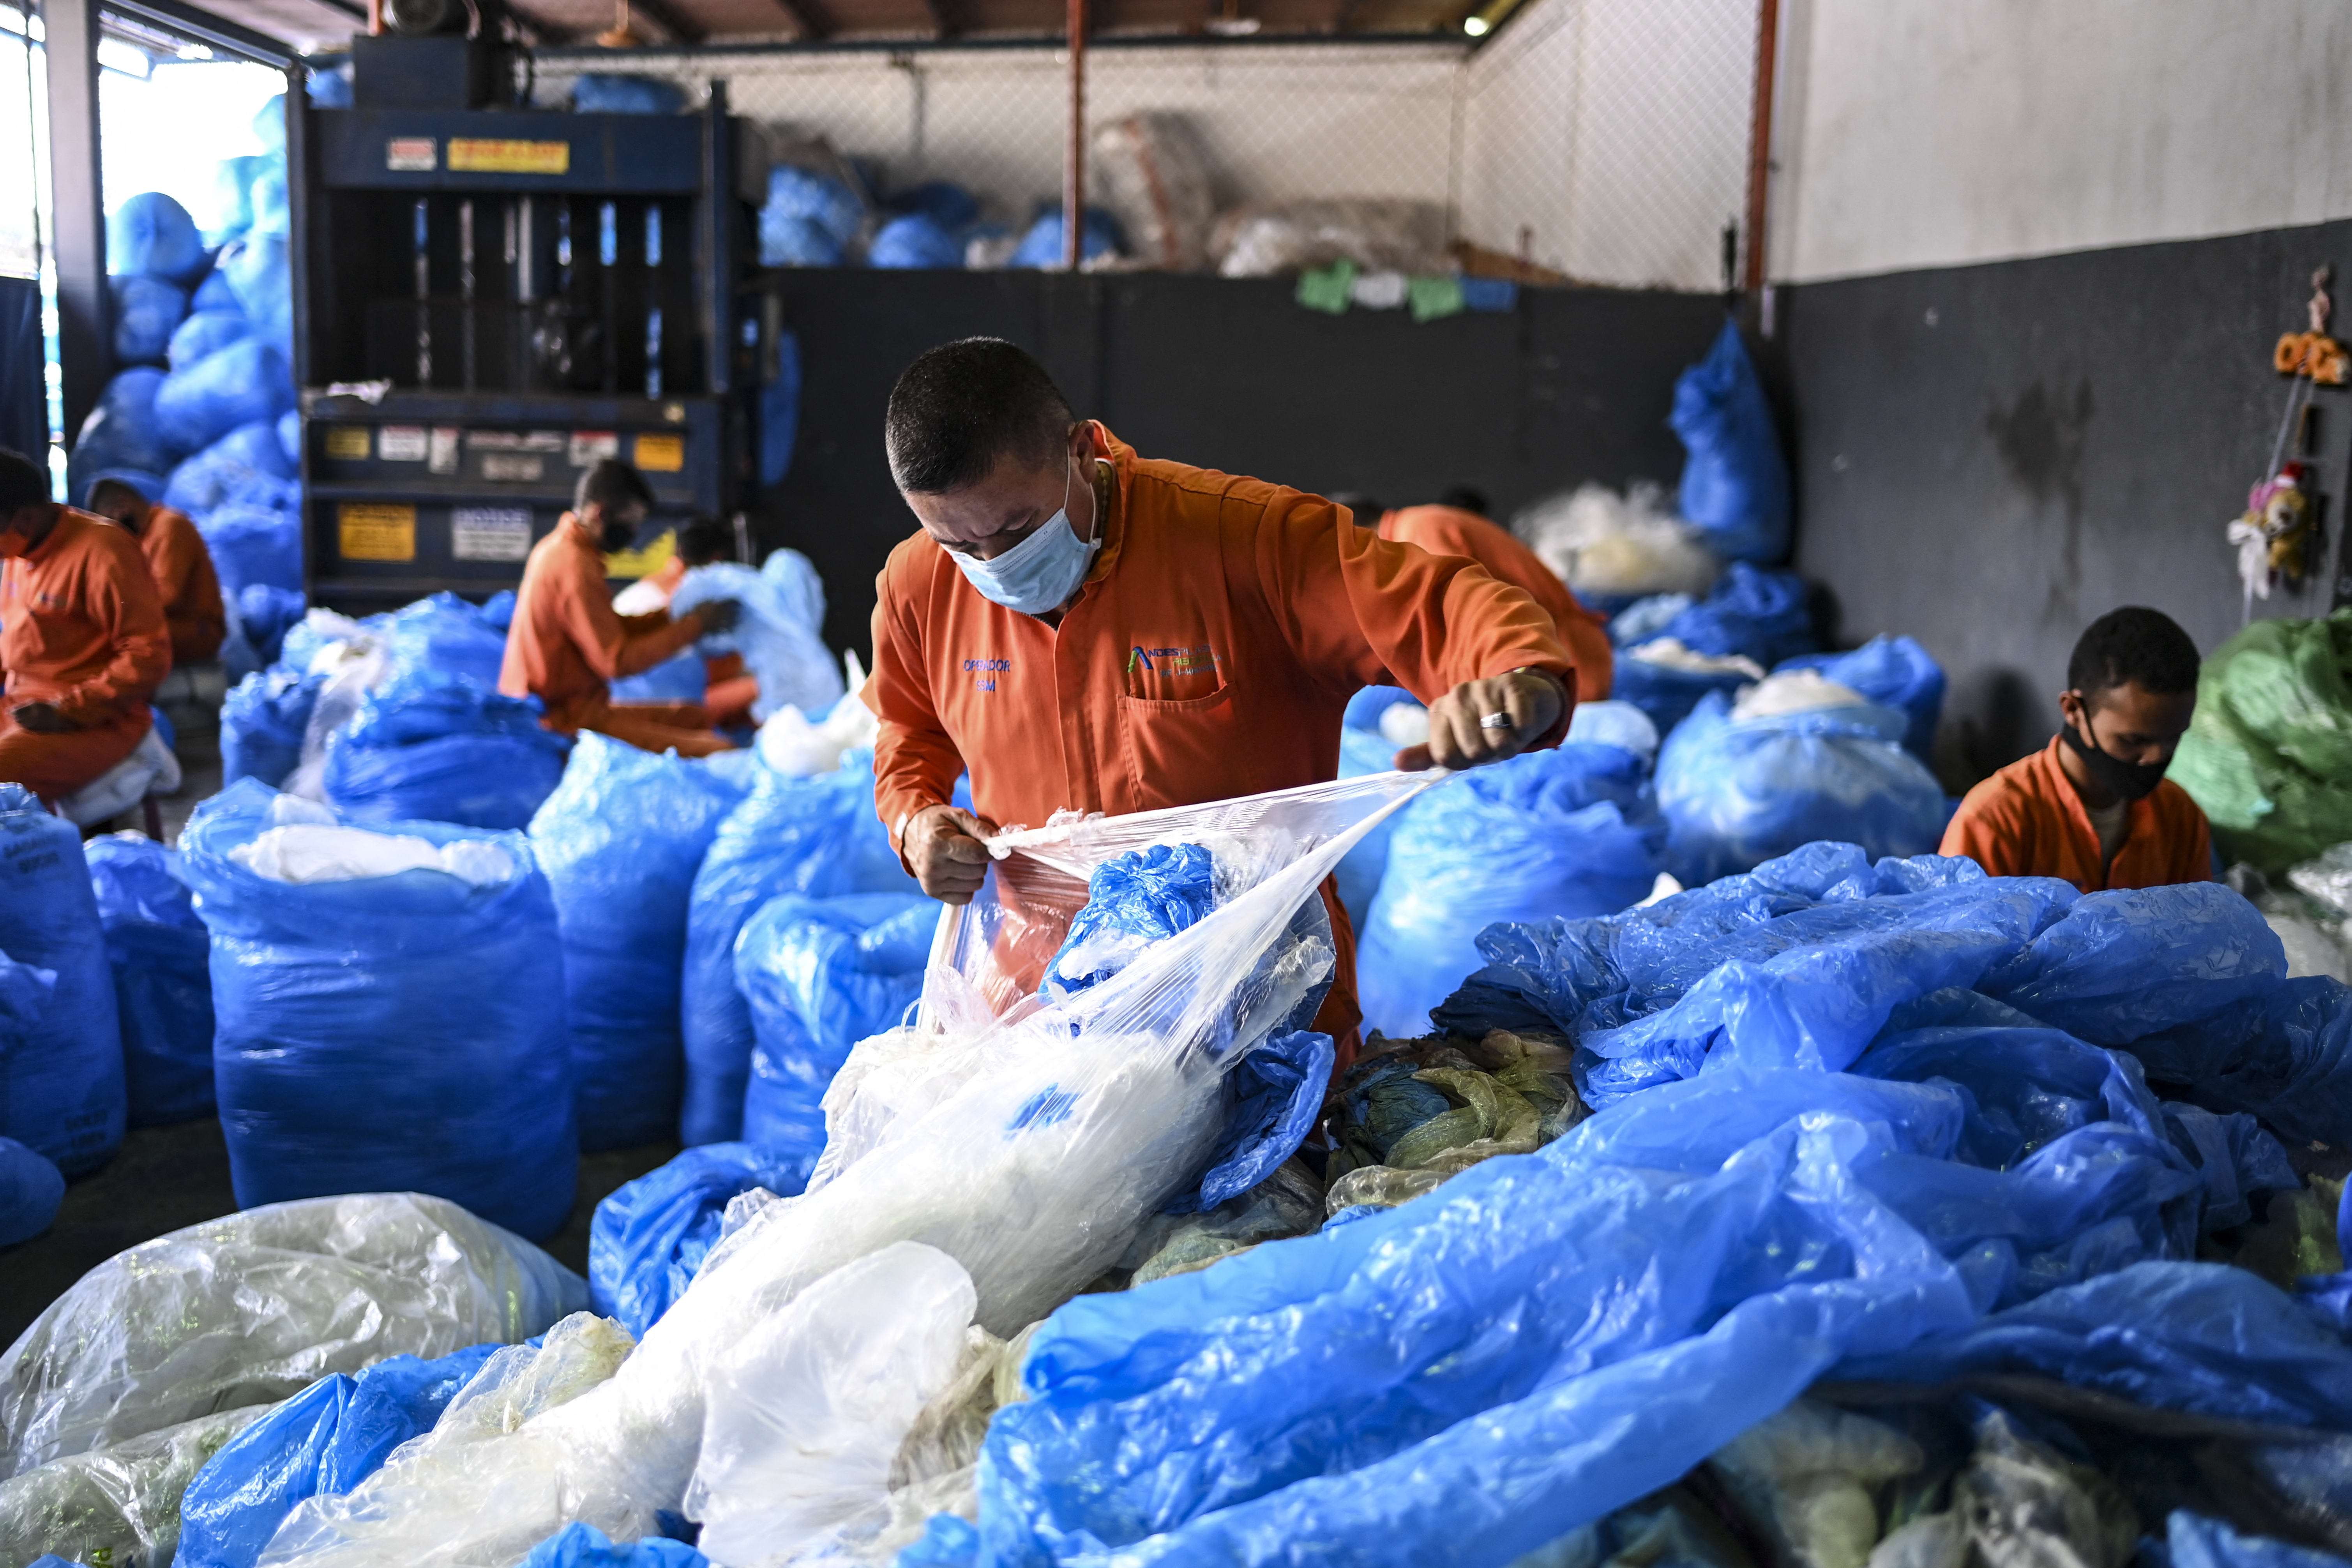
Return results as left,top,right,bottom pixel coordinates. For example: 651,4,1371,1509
2275,265,2350,383
2228,461,2313,611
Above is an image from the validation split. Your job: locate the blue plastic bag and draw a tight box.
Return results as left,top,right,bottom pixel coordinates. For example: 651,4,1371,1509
109,274,186,366
177,1342,498,1568
0,1134,65,1247
736,891,936,1159
2167,1513,2351,1568
0,785,126,1175
383,591,508,687
222,667,323,787
1656,691,1949,885
84,833,215,1127
235,583,307,669
192,267,244,314
167,445,295,524
201,418,299,482
611,649,708,705
1648,561,1815,667
572,73,686,114
325,670,569,831
1775,635,1946,762
68,367,182,496
155,338,295,455
180,779,579,1239
869,214,964,269
530,734,749,1151
521,1523,709,1568
1670,317,1791,563
1175,1028,1334,1215
1040,844,1217,1001
668,555,844,722
588,1142,814,1338
680,755,915,1145
1357,745,1666,1040
2130,976,2352,1147
108,191,207,283
217,234,293,353
759,165,862,267
1011,206,1121,268
1341,684,1417,731
200,502,303,595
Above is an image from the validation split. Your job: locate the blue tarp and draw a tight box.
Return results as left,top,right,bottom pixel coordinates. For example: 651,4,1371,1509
0,785,125,1175
588,1142,814,1338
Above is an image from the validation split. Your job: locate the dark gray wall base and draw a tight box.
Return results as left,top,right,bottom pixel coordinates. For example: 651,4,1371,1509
1777,221,2352,791
751,270,1727,654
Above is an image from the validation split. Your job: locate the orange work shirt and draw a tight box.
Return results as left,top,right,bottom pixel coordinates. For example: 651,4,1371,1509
1378,505,1615,700
498,513,704,730
1940,735,2213,893
2,508,171,726
135,503,225,666
866,426,1575,1044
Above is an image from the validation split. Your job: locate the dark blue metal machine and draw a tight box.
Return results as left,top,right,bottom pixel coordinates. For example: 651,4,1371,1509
288,61,756,610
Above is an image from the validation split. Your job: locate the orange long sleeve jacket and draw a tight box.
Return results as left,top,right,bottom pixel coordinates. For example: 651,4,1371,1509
498,513,704,731
1,507,171,727
136,503,226,666
1940,736,2213,893
1377,504,1615,700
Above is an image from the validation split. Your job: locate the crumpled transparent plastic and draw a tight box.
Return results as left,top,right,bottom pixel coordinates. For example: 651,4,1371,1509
1091,115,1215,272
670,556,844,724
0,1404,268,1568
1706,1398,1923,1568
2288,843,2352,918
1210,198,1449,278
252,772,1431,1564
230,820,516,885
755,659,877,779
0,1192,584,1480
686,1242,976,1565
1512,482,1723,599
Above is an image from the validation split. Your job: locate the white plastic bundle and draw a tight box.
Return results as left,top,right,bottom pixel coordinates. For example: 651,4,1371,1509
1092,114,1217,272
0,1193,585,1479
756,653,878,778
672,553,845,723
1513,482,1723,597
256,772,1434,1565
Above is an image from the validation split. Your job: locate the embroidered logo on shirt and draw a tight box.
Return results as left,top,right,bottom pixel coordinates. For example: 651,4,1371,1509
1126,644,1218,678
962,656,1011,692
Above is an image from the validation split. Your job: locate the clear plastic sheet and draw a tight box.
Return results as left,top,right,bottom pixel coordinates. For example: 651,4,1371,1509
0,1192,584,1479
0,1404,268,1568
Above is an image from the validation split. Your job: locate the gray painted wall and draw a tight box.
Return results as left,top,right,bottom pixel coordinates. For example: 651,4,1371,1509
1776,218,2352,790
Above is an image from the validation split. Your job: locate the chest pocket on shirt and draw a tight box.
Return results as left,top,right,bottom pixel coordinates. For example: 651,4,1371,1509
1116,681,1245,813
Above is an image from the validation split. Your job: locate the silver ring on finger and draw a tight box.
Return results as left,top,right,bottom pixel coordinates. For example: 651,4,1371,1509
1480,711,1513,730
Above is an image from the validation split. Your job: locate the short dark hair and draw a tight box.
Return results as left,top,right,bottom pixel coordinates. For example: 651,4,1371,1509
2068,607,2201,702
85,475,147,511
1327,492,1383,527
676,514,732,567
0,449,49,514
1437,485,1491,517
885,338,1074,494
575,457,655,516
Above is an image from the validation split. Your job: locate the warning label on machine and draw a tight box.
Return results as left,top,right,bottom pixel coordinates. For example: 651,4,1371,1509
339,504,417,562
449,139,570,175
452,507,534,562
634,433,685,471
386,138,436,172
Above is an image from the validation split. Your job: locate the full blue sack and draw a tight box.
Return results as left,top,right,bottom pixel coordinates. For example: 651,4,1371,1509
200,418,299,483
84,833,214,1127
0,1134,64,1248
1647,561,1815,667
200,502,303,596
1670,317,1790,563
572,73,686,114
109,274,187,366
68,367,181,497
530,734,749,1151
325,670,569,831
588,1142,814,1338
168,444,297,523
522,1524,708,1568
1776,634,1946,761
679,754,915,1145
384,591,508,687
1358,745,1665,1040
170,308,255,371
181,779,579,1239
155,338,295,455
1012,206,1121,268
235,583,307,670
217,234,293,353
869,214,964,269
177,1342,499,1568
108,191,207,283
1656,691,1948,885
0,785,126,1175
192,266,245,313
736,890,935,1160
222,667,324,787
759,166,862,267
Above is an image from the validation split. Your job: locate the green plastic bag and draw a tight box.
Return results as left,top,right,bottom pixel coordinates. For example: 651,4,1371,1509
2170,609,2352,874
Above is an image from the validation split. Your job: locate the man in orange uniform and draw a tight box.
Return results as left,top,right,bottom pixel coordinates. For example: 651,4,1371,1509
1941,606,2211,892
84,477,225,666
1344,494,1615,700
866,340,1582,1063
499,459,741,757
609,513,759,725
0,449,172,802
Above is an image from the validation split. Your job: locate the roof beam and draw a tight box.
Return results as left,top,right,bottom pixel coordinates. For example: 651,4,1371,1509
761,0,824,39
619,0,703,41
916,0,951,39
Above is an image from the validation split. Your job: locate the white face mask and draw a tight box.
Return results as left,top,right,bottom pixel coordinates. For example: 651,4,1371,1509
943,457,1102,617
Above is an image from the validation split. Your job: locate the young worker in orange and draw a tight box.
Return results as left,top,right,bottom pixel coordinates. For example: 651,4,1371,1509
865,339,1584,1065
498,459,742,757
1341,493,1616,700
84,476,226,666
1941,606,2212,892
0,449,172,803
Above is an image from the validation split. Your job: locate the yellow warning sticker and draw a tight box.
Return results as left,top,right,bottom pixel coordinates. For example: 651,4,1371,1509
634,433,685,472
324,426,371,461
339,503,417,562
448,138,570,175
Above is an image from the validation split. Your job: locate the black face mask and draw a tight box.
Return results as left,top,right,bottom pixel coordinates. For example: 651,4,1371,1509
2060,716,2169,800
599,520,637,554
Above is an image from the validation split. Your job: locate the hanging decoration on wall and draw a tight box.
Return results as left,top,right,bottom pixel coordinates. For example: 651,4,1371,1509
2229,266,2339,618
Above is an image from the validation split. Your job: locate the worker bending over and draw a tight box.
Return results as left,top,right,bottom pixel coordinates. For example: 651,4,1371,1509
84,476,224,667
500,459,741,756
1339,492,1616,700
1942,606,2211,891
609,513,759,726
0,449,171,803
867,339,1580,1065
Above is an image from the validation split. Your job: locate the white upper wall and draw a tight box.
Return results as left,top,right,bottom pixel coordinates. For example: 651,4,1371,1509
1769,0,2352,284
